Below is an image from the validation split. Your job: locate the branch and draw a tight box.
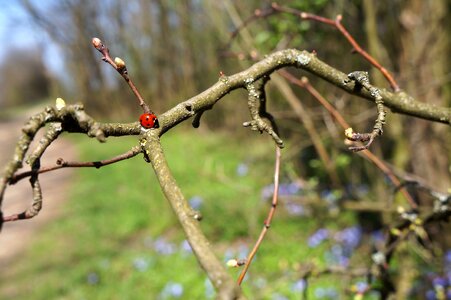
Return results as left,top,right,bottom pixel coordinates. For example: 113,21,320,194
9,147,142,184
4,48,443,220
278,73,417,208
237,146,281,284
92,38,152,114
2,122,62,221
231,3,401,91
242,76,284,148
344,71,386,152
156,49,449,132
0,102,141,214
140,130,245,300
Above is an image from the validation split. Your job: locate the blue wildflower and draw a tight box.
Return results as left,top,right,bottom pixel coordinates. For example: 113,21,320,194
87,272,100,285
236,163,249,177
132,257,150,272
160,281,183,299
189,196,203,210
153,237,176,255
285,202,305,216
308,228,329,248
291,279,307,292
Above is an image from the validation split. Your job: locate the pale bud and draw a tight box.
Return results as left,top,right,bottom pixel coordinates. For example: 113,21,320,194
55,97,66,110
114,57,126,70
92,37,103,50
226,259,239,268
344,127,354,139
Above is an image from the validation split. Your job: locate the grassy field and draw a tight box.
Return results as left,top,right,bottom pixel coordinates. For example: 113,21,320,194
0,127,374,299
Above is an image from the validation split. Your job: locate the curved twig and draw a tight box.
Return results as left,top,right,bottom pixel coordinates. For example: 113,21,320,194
344,71,386,152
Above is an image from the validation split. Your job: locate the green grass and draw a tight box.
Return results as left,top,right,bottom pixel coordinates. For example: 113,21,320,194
0,128,373,299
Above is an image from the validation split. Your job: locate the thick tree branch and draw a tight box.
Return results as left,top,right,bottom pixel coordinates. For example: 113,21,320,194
157,49,450,132
140,130,244,300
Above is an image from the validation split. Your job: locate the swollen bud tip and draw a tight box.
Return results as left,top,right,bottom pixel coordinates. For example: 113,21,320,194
344,128,354,139
114,57,126,69
92,37,102,49
226,259,238,268
55,97,66,110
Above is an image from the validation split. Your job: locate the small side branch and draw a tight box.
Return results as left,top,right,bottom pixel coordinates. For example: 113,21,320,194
92,37,152,114
237,146,281,284
27,123,63,166
344,71,386,152
10,147,142,184
243,77,284,148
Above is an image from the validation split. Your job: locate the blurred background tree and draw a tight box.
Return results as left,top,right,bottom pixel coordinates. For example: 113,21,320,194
0,47,50,108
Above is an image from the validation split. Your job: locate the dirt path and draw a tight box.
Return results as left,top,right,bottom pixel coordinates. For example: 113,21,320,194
0,112,77,269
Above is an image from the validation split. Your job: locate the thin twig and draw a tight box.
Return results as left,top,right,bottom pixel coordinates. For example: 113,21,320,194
237,146,281,285
229,3,400,91
10,147,142,184
334,15,400,91
92,37,152,113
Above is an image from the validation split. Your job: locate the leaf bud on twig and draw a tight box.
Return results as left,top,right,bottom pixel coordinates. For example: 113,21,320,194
92,37,103,50
55,98,66,111
114,57,126,72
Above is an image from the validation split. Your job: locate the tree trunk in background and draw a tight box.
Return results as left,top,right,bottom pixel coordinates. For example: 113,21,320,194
154,0,177,104
398,0,450,192
177,0,197,97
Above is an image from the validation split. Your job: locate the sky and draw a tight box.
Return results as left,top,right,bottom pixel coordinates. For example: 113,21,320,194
0,1,64,75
